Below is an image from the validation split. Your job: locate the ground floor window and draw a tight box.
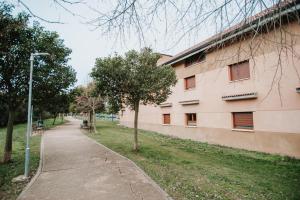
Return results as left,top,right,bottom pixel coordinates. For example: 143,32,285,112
186,113,197,126
232,112,253,130
163,114,171,124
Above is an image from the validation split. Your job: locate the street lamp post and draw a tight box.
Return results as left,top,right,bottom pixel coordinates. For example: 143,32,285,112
24,52,49,178
30,105,33,137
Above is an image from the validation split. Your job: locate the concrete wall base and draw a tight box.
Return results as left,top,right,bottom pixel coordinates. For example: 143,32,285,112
120,121,300,159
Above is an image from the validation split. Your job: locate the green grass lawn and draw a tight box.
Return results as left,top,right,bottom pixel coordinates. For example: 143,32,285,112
0,118,64,200
88,120,300,200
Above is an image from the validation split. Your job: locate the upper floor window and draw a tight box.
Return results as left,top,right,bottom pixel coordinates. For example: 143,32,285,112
232,112,253,130
163,114,171,125
185,52,206,67
229,60,250,81
184,75,196,90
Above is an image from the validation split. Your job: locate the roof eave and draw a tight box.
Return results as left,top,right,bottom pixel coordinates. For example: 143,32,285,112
161,3,300,66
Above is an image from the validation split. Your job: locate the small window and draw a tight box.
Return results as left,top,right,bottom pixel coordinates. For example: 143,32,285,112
185,52,206,67
186,113,197,126
184,76,196,90
232,112,253,130
163,114,171,124
229,60,250,81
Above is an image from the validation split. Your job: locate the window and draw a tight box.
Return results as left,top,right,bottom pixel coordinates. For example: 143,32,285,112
185,52,206,67
163,114,171,124
186,113,197,126
232,112,253,130
229,60,250,81
184,76,196,90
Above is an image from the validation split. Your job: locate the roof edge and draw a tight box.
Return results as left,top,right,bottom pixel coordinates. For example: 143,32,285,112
161,1,300,66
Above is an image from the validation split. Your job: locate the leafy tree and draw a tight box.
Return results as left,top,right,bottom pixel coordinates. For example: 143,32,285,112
68,86,84,114
0,3,76,162
43,92,69,124
105,101,120,115
91,48,177,151
31,25,76,124
0,4,33,162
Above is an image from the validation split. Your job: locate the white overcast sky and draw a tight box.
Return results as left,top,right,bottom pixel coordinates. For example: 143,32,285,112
10,0,218,85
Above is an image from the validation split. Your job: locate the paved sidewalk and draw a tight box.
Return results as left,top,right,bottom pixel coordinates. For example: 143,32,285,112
18,118,171,200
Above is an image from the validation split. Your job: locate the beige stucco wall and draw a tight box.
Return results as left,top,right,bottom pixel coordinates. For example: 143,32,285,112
157,54,172,66
120,22,300,158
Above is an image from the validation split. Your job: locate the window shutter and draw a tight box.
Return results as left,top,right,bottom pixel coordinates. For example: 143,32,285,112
163,114,170,124
238,61,250,80
230,65,239,81
230,60,250,81
233,112,253,129
185,76,195,89
189,76,195,88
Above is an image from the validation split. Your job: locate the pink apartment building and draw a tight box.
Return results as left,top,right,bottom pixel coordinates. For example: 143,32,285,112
119,2,300,158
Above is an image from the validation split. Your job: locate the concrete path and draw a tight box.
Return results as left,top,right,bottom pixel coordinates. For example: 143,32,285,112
18,118,171,200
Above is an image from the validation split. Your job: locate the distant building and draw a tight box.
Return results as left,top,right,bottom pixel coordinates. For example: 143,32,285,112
120,2,300,158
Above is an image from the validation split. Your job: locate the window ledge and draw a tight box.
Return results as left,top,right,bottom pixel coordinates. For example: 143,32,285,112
159,103,172,107
229,78,250,83
162,124,171,126
179,100,199,105
185,125,197,128
232,128,254,132
222,92,257,101
184,88,196,92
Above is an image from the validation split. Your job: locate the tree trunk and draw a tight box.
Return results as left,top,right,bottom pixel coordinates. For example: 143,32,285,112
133,101,139,151
88,111,91,124
89,111,93,133
3,109,15,163
52,114,57,125
92,106,97,133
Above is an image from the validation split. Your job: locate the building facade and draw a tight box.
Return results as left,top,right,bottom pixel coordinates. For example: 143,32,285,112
120,4,300,158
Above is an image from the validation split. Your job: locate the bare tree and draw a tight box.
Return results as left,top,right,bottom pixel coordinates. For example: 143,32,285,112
75,83,104,133
85,1,298,43
14,1,298,42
